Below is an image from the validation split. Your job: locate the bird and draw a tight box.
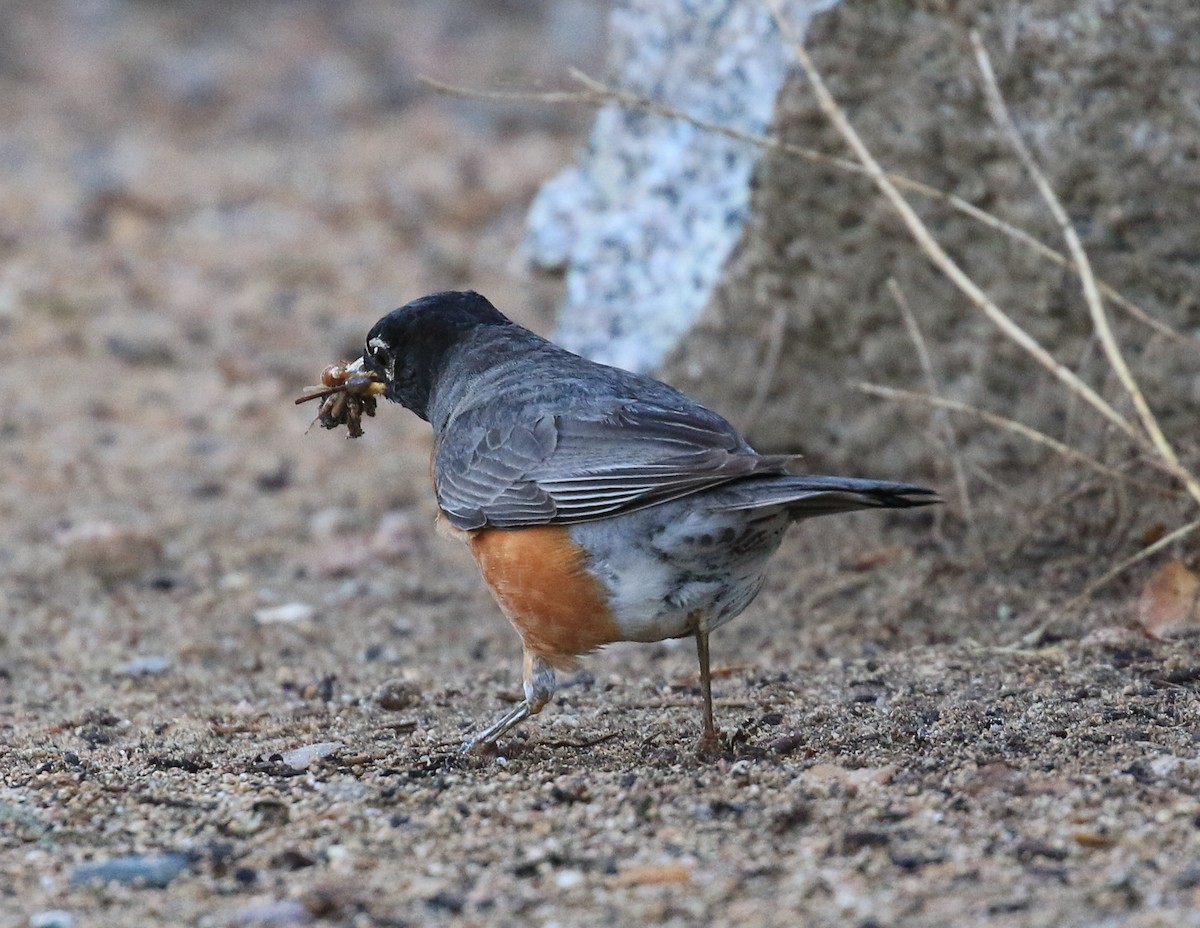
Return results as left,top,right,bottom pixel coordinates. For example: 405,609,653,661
328,290,936,754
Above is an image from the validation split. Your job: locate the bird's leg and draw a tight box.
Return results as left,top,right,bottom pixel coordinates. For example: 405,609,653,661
463,651,556,753
695,629,722,757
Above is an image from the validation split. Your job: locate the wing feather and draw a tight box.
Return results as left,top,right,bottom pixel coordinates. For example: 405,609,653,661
434,401,790,529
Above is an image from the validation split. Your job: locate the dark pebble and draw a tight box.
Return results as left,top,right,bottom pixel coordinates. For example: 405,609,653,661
70,853,189,888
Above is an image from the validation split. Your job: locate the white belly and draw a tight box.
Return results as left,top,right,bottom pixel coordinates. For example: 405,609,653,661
568,500,790,642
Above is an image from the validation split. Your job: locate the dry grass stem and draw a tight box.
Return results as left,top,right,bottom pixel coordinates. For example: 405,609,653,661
970,32,1200,508
999,476,1124,563
1060,517,1200,614
887,278,976,534
760,3,1160,465
420,74,1197,350
741,302,788,433
855,383,1181,498
965,461,1018,499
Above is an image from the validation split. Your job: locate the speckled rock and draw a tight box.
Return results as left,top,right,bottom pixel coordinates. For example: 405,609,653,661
525,0,840,373
662,0,1200,468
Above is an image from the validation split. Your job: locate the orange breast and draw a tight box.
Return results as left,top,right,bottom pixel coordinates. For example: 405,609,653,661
468,524,620,669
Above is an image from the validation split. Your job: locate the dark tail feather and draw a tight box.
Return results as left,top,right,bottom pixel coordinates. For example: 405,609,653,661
704,475,939,518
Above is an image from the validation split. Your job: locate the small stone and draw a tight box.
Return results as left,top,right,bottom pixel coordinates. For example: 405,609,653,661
1073,831,1119,849
57,522,163,582
112,655,172,677
359,643,401,664
254,603,315,625
228,898,313,926
221,799,290,837
29,912,75,928
768,732,805,754
104,332,176,367
374,679,421,711
219,572,252,591
803,763,897,793
300,538,372,580
69,853,189,888
279,742,343,770
555,869,584,889
254,458,293,493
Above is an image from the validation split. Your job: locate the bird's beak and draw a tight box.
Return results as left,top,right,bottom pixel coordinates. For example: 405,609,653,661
353,353,393,386
351,377,388,396
348,364,388,395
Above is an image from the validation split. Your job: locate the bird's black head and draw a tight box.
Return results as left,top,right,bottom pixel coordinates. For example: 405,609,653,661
361,290,512,420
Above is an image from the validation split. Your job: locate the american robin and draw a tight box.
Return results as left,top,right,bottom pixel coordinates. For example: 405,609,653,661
311,290,936,753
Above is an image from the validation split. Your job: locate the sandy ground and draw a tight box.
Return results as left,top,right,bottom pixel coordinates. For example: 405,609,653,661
2,3,1199,926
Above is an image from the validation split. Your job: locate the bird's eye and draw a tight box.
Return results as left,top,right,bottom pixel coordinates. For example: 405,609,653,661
365,336,393,372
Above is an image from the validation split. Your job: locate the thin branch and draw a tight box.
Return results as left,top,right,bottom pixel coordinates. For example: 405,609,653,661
421,76,600,106
855,383,1183,498
999,474,1119,563
966,460,1018,498
761,3,1157,460
970,32,1200,508
741,302,788,433
420,74,1197,350
887,278,976,533
1060,517,1200,614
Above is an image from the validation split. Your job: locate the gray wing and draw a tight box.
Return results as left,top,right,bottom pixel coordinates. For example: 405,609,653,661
434,400,790,530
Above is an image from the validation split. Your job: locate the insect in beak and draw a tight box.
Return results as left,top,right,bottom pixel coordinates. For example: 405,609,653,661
295,358,386,438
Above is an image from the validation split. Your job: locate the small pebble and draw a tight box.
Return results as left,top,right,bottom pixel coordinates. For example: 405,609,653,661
29,912,74,928
374,679,421,711
57,522,163,582
69,852,189,888
228,898,313,927
104,332,176,367
280,742,343,770
219,572,252,591
359,643,401,664
112,655,172,677
254,603,315,625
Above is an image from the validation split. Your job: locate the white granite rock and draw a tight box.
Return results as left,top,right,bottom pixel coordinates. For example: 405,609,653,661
525,0,839,373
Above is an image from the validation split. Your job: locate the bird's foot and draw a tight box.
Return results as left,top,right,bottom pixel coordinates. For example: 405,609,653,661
461,653,557,754
460,700,530,754
695,728,725,761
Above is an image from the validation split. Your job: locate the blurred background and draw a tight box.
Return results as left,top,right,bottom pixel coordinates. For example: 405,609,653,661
0,0,608,567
